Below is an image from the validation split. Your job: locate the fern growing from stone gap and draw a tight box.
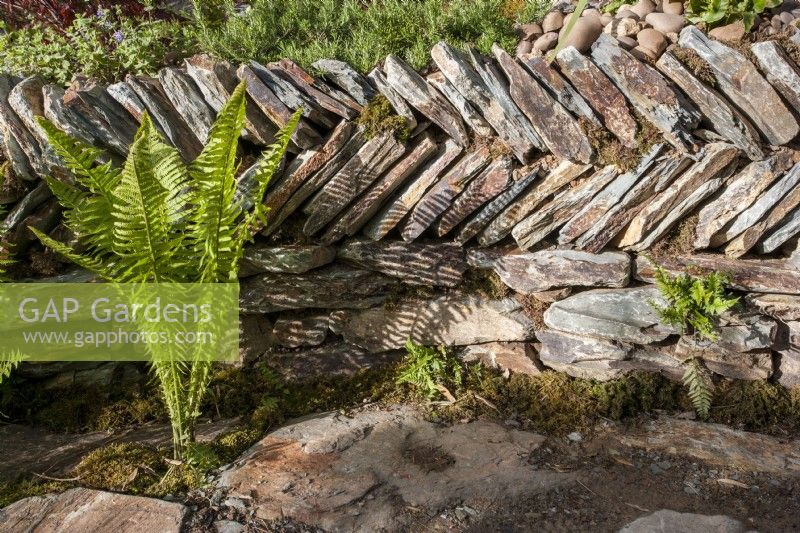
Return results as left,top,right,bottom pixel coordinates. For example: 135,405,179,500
682,357,714,420
32,82,300,459
397,339,463,399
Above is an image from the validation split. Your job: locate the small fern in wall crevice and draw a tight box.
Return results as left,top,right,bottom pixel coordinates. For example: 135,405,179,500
682,357,714,419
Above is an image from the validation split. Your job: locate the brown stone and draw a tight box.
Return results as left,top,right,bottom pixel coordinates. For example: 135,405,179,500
521,56,599,123
426,71,494,137
240,244,337,276
493,250,630,293
461,342,540,375
367,67,418,130
267,58,360,120
273,315,329,348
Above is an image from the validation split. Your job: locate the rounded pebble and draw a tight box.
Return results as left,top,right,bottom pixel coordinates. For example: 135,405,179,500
630,0,657,18
616,17,640,38
516,39,533,56
560,17,604,53
637,28,667,56
533,31,559,53
662,1,684,14
542,11,564,33
644,12,686,33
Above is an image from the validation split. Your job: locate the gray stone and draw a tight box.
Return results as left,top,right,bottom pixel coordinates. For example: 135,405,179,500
321,133,438,243
240,315,274,363
185,54,277,145
456,165,541,244
330,295,537,352
273,315,329,348
544,286,676,344
158,66,216,143
478,160,592,246
0,180,52,233
240,244,336,276
238,64,323,149
620,509,746,533
538,329,631,365
493,250,630,293
42,84,109,155
337,238,466,287
303,132,405,235
678,26,798,146
312,59,375,106
268,58,361,120
746,293,800,321
618,143,740,248
401,146,492,241
760,205,800,253
751,41,800,115
493,45,593,163
0,488,187,533
106,80,146,120
436,155,514,237
695,157,787,249
368,67,417,130
384,55,469,146
431,41,539,163
591,34,700,150
426,71,493,137
461,342,540,375
239,266,396,313
269,342,401,380
513,165,619,249
0,74,43,178
7,76,61,173
657,52,762,160
521,56,599,124
556,46,638,148
635,254,800,294
778,342,800,388
363,139,462,241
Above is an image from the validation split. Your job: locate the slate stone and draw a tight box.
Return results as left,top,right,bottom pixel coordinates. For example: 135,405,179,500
678,26,798,146
127,75,204,161
556,46,638,148
759,205,800,253
431,41,539,163
591,34,700,150
268,58,361,120
303,132,405,236
329,295,537,352
709,161,800,248
239,266,397,313
268,342,401,380
337,238,466,287
751,41,800,115
620,510,747,533
273,315,329,348
158,66,217,143
264,128,366,236
493,45,593,163
493,250,630,293
520,56,600,124
384,54,469,146
538,329,631,367
400,146,492,241
42,84,107,153
456,165,541,245
0,74,42,178
363,139,463,241
694,157,786,249
239,244,337,276
368,67,418,130
238,64,323,149
656,52,763,160
320,133,438,243
544,286,676,344
185,54,277,145
436,155,514,237
426,71,493,137
677,337,773,380
746,293,800,321
634,254,800,294
561,147,684,250
106,81,147,120
0,180,52,233
478,160,592,246
7,76,62,173
312,59,376,106
618,143,740,248
460,342,541,376
512,165,619,249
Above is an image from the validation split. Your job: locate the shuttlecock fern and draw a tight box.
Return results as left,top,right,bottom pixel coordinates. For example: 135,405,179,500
33,82,300,458
649,262,739,342
682,357,714,419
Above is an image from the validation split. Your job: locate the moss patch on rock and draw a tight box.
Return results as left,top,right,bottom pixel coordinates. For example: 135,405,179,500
670,47,717,88
580,114,660,172
357,94,411,142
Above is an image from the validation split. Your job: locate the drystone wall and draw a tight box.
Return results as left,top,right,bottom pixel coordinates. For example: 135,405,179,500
3,24,800,388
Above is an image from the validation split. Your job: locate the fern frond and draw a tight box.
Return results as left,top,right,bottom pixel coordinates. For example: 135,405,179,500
0,350,24,385
30,228,118,281
682,357,714,419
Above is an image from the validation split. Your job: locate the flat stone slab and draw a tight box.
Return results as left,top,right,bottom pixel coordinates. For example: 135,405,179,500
635,254,800,294
656,51,762,160
620,510,747,533
751,41,800,116
330,295,537,352
268,342,399,379
615,417,800,473
544,286,675,344
240,244,336,276
745,293,800,321
591,34,700,150
158,66,216,143
312,59,375,106
216,406,568,532
460,342,540,375
240,266,397,313
678,26,798,146
521,56,599,124
556,46,638,148
0,488,187,533
337,238,466,287
268,58,361,120
426,71,493,137
493,250,630,294
273,315,329,348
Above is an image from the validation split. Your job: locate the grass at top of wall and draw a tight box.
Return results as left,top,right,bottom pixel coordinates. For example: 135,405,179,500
192,0,552,74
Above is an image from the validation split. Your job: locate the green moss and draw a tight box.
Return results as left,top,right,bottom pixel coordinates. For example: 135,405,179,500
580,112,661,173
711,380,800,431
74,443,165,495
93,395,167,432
357,95,411,142
461,269,511,300
670,47,718,88
0,478,69,508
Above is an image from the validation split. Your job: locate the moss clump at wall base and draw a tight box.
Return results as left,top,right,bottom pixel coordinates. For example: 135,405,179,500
357,95,412,142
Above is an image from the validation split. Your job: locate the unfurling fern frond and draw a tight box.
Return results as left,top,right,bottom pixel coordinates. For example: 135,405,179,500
683,357,714,419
